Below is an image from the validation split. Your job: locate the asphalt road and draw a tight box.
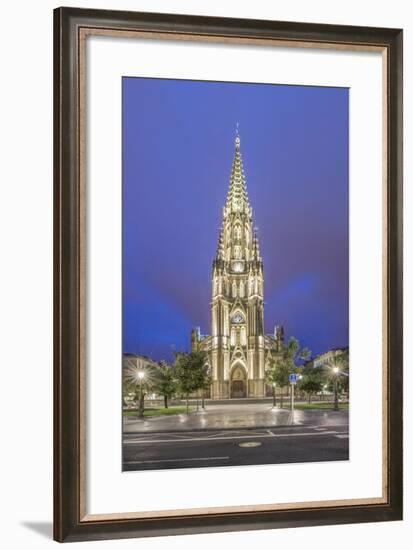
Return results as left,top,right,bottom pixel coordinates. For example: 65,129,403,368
122,424,349,471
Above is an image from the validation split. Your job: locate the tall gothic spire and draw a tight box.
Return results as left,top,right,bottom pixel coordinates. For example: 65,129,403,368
224,129,251,216
194,126,270,401
213,128,263,273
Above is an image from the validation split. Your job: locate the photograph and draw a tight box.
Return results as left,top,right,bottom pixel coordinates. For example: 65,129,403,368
121,77,350,471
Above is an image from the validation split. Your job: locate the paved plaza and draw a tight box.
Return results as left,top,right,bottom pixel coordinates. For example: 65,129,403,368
123,401,349,433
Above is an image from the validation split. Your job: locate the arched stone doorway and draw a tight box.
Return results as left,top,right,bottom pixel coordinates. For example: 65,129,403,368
230,364,247,398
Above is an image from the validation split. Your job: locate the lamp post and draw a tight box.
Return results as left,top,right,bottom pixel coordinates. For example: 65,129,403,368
332,366,339,411
290,378,296,425
137,370,145,418
289,373,298,424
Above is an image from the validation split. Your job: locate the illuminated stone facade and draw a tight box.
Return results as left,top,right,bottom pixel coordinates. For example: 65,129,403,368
191,133,284,399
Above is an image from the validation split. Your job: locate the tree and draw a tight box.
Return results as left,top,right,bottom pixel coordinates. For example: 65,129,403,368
265,362,280,407
266,337,311,408
198,362,212,409
153,361,178,409
123,355,158,418
174,351,209,414
299,367,324,403
265,356,289,407
266,357,287,408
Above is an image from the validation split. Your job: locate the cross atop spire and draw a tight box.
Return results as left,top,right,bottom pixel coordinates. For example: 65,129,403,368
235,122,240,150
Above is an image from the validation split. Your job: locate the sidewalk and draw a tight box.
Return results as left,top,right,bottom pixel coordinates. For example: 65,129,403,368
123,402,349,433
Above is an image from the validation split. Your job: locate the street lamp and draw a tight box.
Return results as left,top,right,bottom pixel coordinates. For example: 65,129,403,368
332,366,339,411
137,370,145,418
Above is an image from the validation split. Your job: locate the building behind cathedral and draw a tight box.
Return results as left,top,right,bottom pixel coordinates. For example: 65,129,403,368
191,132,284,399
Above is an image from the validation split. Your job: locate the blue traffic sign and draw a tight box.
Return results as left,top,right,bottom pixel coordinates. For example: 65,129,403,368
289,373,298,383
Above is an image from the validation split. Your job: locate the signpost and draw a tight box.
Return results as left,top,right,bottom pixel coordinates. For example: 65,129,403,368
289,373,298,425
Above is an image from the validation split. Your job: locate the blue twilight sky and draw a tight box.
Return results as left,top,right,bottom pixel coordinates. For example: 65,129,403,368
122,77,349,362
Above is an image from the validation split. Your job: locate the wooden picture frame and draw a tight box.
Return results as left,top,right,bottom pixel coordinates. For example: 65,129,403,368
53,6,403,542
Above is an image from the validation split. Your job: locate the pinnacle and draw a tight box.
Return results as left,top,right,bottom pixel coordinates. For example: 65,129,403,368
252,230,262,262
225,134,251,214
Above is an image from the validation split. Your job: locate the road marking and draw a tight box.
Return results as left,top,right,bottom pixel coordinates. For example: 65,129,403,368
335,434,349,439
124,430,344,445
124,456,229,465
203,432,228,439
239,441,262,448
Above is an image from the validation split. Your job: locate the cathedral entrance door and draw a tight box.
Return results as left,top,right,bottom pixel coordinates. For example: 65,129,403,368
231,380,246,398
230,365,247,398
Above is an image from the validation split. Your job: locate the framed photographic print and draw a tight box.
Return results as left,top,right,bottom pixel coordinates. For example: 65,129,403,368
53,6,403,542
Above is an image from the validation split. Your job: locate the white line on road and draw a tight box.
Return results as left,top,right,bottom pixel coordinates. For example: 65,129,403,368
125,430,347,445
335,434,349,439
124,456,230,465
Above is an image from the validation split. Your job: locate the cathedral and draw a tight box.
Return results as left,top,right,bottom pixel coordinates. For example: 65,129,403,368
191,132,284,399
